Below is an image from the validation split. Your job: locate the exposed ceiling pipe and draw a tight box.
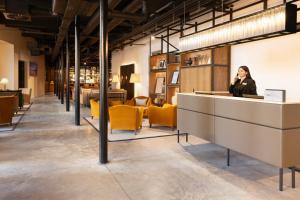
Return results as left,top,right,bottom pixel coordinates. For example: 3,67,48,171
83,0,142,50
111,0,212,49
108,10,145,21
108,0,142,32
142,0,148,20
79,0,122,44
51,0,82,61
52,0,67,15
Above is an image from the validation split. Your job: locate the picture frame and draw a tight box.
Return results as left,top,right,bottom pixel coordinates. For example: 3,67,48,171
29,62,38,76
171,71,179,84
159,60,166,69
155,77,165,94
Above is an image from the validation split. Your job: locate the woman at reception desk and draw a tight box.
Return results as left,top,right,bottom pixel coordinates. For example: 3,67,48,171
177,68,300,190
229,66,257,97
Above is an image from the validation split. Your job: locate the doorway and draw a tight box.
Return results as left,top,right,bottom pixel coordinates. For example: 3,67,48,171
18,60,25,88
120,64,134,100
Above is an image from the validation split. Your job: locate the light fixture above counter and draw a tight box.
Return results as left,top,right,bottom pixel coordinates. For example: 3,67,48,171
179,4,297,52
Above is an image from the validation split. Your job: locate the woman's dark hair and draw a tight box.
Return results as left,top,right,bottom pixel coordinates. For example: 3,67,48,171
239,66,252,79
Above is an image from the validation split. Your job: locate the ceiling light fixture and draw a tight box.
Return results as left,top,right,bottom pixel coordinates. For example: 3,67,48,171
179,4,297,52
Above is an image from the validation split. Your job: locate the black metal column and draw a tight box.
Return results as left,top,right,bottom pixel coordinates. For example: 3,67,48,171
161,35,163,54
61,50,64,104
74,16,80,126
58,57,61,100
66,33,70,112
54,62,58,96
99,0,108,164
167,26,169,63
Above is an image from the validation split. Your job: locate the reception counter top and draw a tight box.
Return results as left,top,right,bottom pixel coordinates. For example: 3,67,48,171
177,93,300,190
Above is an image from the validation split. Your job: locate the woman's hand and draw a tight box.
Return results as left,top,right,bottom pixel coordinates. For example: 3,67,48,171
231,75,239,85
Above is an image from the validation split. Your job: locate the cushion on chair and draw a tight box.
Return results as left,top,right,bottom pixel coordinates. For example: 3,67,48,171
135,98,147,106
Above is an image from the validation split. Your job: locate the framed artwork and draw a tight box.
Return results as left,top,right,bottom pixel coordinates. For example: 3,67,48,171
29,62,38,76
171,71,179,84
155,77,165,94
159,60,166,69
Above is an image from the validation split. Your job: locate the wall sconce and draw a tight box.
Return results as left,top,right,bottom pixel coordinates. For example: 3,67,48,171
179,4,297,52
130,73,141,83
0,78,8,90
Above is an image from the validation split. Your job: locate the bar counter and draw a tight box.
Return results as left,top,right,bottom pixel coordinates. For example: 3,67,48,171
177,92,300,191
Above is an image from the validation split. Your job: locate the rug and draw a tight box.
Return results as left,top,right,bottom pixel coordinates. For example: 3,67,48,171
83,116,178,142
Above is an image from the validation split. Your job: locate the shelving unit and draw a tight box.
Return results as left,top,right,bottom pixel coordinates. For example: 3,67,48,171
149,53,179,104
180,46,230,93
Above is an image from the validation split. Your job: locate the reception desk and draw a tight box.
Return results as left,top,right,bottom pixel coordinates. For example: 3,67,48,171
177,93,300,191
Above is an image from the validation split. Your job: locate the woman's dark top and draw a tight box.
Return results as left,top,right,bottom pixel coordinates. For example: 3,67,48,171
229,77,257,97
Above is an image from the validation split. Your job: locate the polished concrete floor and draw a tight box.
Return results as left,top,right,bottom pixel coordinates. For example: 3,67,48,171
1,95,300,200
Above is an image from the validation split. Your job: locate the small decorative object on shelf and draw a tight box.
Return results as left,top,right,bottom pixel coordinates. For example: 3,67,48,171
159,60,167,69
185,57,193,66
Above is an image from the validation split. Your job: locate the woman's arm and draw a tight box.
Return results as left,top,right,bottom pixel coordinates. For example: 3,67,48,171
244,79,257,95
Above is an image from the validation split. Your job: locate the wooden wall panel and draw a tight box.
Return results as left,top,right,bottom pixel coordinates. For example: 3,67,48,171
214,46,230,65
181,67,211,92
213,66,229,91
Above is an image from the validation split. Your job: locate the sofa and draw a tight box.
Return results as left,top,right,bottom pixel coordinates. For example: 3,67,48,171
0,96,17,125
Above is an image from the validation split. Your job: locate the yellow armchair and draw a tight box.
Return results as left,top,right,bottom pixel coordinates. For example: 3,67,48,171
148,104,177,129
109,105,144,134
90,99,100,119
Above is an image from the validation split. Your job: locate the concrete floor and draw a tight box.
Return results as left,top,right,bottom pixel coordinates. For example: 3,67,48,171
1,95,300,200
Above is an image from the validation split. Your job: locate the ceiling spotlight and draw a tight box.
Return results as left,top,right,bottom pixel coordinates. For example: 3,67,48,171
151,35,156,40
84,62,87,65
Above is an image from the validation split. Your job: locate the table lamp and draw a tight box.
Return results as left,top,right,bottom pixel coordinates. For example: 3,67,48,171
111,74,120,89
0,78,8,90
130,73,140,83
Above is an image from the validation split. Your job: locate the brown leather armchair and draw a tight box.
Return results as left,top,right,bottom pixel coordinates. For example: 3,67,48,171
0,96,16,125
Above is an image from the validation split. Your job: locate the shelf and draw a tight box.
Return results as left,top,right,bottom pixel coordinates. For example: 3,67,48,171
167,84,180,87
168,62,180,65
150,68,167,73
181,64,212,68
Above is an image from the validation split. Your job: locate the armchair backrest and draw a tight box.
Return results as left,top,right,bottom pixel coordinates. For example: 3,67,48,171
133,96,152,107
0,96,15,125
90,99,100,119
109,105,141,130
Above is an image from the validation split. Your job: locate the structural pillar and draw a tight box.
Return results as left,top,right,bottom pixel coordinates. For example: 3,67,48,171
54,62,58,96
58,57,61,100
74,15,80,125
61,50,65,104
66,33,70,111
99,0,108,164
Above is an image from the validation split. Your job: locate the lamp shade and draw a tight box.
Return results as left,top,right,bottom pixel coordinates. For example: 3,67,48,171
111,74,120,83
130,73,140,83
0,78,8,84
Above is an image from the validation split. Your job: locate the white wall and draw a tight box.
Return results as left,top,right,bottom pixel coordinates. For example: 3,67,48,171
0,40,14,89
112,34,180,96
231,32,300,101
113,31,300,102
0,25,46,97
